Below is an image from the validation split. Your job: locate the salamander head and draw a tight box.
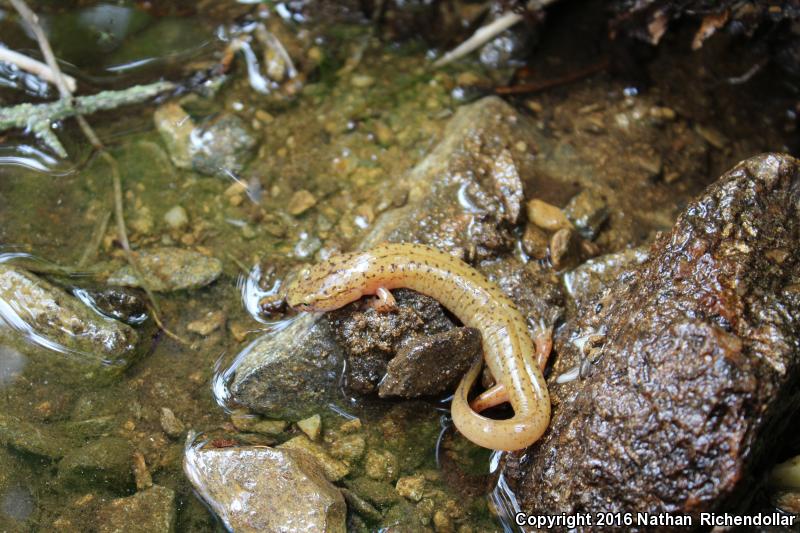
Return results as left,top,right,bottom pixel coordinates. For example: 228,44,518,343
282,259,366,312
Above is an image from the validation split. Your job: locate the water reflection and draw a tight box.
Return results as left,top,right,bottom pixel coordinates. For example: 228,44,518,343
0,144,77,176
0,344,26,387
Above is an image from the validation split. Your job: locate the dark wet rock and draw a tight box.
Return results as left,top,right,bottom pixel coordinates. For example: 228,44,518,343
107,247,222,292
57,436,134,491
503,153,800,525
230,314,343,420
0,265,140,383
96,485,176,533
328,289,459,395
549,227,582,271
184,443,346,533
479,256,564,332
362,96,542,259
564,189,609,240
73,286,148,325
562,247,649,311
379,327,480,398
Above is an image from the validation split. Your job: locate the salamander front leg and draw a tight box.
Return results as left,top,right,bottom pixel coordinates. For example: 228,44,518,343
369,286,397,313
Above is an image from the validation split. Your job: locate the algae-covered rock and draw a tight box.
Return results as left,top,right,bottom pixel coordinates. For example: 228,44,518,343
107,247,222,292
184,443,346,533
57,436,135,491
96,485,176,533
0,413,69,459
0,265,140,383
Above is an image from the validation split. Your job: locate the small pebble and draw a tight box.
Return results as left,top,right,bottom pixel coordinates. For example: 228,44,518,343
351,74,375,88
297,414,322,441
288,190,317,216
163,206,189,230
550,228,581,270
521,223,549,260
526,199,572,231
159,407,185,439
186,311,226,336
396,475,426,502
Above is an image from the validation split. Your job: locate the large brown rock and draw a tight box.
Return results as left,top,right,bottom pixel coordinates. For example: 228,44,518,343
502,153,800,528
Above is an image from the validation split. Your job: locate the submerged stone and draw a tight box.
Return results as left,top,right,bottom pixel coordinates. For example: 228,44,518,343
57,436,135,491
96,485,176,533
0,265,140,383
184,443,346,533
107,247,222,292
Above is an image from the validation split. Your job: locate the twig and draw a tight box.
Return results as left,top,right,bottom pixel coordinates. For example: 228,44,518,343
0,46,77,91
494,58,609,95
433,0,559,68
0,81,176,156
77,210,111,268
9,0,188,346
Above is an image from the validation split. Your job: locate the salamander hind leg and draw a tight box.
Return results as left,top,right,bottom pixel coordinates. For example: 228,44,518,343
469,383,508,412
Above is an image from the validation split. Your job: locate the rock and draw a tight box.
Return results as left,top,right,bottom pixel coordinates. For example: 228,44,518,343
329,433,366,463
526,199,572,232
328,289,459,395
72,286,148,325
503,154,800,522
297,414,322,441
230,314,343,420
96,485,176,533
58,436,135,491
0,266,140,383
230,413,288,436
190,115,257,176
365,449,399,481
153,102,194,169
378,327,480,398
288,189,318,216
154,103,256,176
107,247,222,292
186,310,225,336
549,227,582,270
521,223,549,260
159,408,185,439
278,435,349,482
184,443,346,533
0,413,68,459
564,189,609,240
562,247,649,310
163,205,188,230
396,475,426,502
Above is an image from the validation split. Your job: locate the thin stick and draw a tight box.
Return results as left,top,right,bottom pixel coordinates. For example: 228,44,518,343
494,58,609,95
432,0,559,68
8,0,73,100
10,0,188,346
0,46,77,91
77,210,111,268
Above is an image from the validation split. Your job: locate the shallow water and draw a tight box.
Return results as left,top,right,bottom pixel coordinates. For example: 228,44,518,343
0,0,797,531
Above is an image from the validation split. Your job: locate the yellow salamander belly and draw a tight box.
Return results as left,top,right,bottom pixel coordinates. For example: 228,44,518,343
282,242,551,451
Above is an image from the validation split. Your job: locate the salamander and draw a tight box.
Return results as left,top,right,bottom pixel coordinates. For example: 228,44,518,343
282,242,551,451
